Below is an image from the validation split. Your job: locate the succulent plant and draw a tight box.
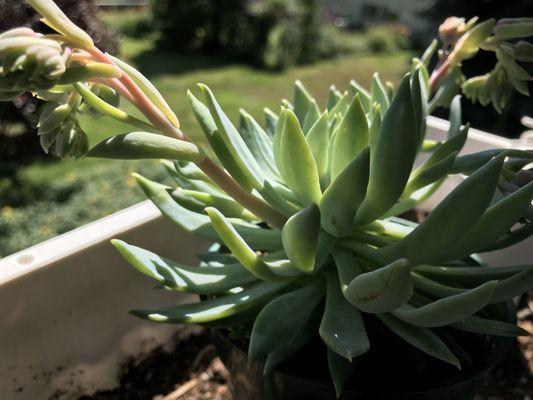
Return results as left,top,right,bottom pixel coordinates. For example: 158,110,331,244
2,1,533,396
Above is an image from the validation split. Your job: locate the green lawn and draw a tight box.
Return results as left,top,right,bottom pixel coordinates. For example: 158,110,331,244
0,35,410,258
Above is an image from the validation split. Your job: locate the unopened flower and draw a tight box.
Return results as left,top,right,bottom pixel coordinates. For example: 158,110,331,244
0,28,68,99
439,17,467,45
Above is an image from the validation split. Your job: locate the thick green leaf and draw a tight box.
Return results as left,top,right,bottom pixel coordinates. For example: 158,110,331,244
451,149,533,174
259,181,301,218
249,282,325,371
306,110,330,188
264,107,278,137
282,204,321,273
130,280,287,323
452,316,528,337
112,240,256,293
278,109,322,205
378,313,460,368
447,182,533,260
327,85,343,111
345,259,413,313
349,80,371,112
302,99,321,134
327,349,355,399
177,189,256,220
199,84,266,189
87,131,204,161
370,73,390,117
109,55,179,128
320,271,369,361
380,154,505,265
354,74,420,226
414,264,533,286
330,95,369,178
481,221,533,252
206,207,287,281
293,80,314,124
188,90,255,191
392,281,497,327
239,109,279,180
404,151,458,195
491,268,533,303
135,174,282,250
320,148,370,237
332,249,365,293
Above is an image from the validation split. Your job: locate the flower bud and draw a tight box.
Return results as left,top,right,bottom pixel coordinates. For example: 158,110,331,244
439,17,466,45
0,29,68,99
27,0,94,49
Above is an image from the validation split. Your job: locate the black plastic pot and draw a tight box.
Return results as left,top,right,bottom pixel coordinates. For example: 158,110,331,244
212,301,515,400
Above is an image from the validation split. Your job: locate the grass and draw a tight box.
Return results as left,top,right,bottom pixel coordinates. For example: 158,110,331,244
0,34,410,258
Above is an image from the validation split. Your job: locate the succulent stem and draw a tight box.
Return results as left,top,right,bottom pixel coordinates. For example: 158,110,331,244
88,47,287,229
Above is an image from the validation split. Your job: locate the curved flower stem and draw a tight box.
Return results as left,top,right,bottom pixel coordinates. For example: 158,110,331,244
88,47,287,229
428,57,451,95
197,157,287,230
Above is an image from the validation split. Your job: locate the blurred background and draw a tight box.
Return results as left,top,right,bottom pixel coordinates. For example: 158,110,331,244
0,0,532,258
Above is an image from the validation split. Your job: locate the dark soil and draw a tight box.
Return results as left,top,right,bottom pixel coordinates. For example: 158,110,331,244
75,326,231,400
73,295,532,400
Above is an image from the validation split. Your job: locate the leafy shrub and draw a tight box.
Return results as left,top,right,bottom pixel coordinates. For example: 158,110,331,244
101,9,153,39
150,0,340,70
365,23,412,53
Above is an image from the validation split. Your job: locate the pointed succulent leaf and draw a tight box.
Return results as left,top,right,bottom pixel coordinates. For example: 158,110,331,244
282,204,321,273
349,80,371,111
306,110,330,187
491,268,533,303
278,109,322,205
199,84,266,189
331,94,369,178
392,281,497,327
109,55,180,128
320,271,369,361
446,181,533,260
130,280,287,324
112,240,256,293
378,313,460,368
249,282,325,370
380,154,505,265
345,259,412,313
481,222,533,252
370,73,390,117
302,99,321,134
134,174,282,250
405,151,458,195
293,80,314,124
259,181,302,217
87,132,204,161
327,85,342,111
413,264,533,286
355,74,420,226
332,249,365,293
188,91,256,191
327,349,355,399
264,107,278,137
452,316,528,337
320,148,370,237
206,207,286,282
239,109,279,179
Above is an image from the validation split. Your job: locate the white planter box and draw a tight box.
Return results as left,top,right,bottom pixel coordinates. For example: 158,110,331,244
0,117,530,399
